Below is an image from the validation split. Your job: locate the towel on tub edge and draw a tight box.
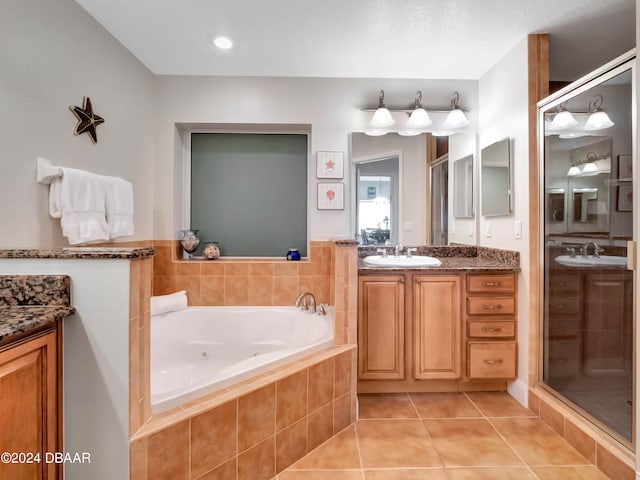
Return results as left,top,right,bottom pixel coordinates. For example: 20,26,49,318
151,290,188,316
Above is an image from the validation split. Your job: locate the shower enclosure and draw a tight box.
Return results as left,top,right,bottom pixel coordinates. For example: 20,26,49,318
538,51,636,447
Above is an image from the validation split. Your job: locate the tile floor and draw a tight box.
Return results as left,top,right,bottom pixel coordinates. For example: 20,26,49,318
276,392,611,480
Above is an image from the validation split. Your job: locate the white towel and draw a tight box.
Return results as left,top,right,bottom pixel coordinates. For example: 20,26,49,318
49,167,110,245
105,176,134,239
150,290,188,316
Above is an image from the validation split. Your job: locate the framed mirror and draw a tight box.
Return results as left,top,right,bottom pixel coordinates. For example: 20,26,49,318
453,154,474,218
481,138,511,216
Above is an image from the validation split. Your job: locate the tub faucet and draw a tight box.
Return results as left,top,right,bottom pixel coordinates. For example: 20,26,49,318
581,242,603,258
295,292,316,313
394,242,403,257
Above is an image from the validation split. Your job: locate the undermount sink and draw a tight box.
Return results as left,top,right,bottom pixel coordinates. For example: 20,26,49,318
554,255,627,268
363,255,442,267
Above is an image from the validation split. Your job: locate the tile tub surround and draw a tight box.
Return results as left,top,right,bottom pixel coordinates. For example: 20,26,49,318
130,345,357,480
0,274,74,346
529,387,635,480
151,240,358,345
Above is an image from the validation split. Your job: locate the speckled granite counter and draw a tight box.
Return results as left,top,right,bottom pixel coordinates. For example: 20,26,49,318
358,245,519,272
0,246,154,259
0,275,75,347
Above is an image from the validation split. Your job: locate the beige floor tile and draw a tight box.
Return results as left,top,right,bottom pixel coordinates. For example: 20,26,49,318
424,418,523,467
290,426,361,470
356,419,442,468
446,467,537,479
364,468,449,479
465,392,534,417
531,465,611,480
490,418,589,466
410,392,482,418
358,394,418,419
278,471,363,480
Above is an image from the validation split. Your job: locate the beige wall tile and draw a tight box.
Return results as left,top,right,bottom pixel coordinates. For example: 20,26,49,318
539,399,565,436
153,275,176,296
130,436,147,480
225,263,250,276
274,262,298,276
248,276,274,305
250,263,274,276
334,350,351,398
596,444,635,480
276,370,308,431
194,458,236,480
225,276,249,305
308,358,335,412
201,262,225,276
238,384,275,452
190,401,237,479
200,276,225,306
274,276,298,305
176,262,201,276
276,418,307,473
564,418,596,464
175,275,201,305
153,246,175,276
333,393,352,433
307,402,334,451
147,420,189,480
237,437,275,480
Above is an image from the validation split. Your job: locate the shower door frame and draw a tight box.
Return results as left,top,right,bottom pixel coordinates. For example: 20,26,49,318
536,49,637,451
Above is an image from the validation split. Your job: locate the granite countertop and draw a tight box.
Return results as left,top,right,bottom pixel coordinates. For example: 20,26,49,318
358,245,520,273
0,275,75,347
0,246,155,259
0,305,75,347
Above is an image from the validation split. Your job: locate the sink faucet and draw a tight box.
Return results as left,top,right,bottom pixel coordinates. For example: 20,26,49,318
295,292,316,313
581,242,602,258
394,242,403,257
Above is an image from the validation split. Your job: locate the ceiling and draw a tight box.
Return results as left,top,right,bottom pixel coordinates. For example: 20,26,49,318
76,0,635,80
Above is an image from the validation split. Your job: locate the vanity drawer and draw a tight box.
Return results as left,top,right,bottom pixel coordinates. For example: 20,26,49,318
548,296,580,315
548,274,580,293
468,320,515,338
468,342,516,379
467,275,516,294
467,297,515,315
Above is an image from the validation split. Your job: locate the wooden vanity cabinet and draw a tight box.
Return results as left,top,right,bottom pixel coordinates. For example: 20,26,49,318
465,273,517,379
0,329,60,480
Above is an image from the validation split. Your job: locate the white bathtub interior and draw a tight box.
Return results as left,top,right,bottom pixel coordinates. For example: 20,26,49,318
151,306,334,413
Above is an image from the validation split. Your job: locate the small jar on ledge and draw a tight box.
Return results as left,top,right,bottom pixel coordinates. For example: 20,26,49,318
203,242,220,260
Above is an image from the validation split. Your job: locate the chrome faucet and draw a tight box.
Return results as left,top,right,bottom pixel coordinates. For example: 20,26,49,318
581,242,602,258
394,242,403,257
295,292,316,313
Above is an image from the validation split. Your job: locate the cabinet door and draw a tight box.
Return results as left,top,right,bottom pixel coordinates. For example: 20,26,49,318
358,276,405,380
0,332,57,480
414,275,461,379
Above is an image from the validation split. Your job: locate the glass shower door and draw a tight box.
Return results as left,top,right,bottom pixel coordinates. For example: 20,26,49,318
540,55,635,446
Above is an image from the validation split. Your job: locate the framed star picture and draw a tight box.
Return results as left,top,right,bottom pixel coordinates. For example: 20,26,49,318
316,151,344,179
317,182,344,210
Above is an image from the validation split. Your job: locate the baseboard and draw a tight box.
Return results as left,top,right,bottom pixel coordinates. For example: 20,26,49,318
507,378,528,407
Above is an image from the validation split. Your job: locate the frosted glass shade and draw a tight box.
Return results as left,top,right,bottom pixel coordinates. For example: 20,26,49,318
584,111,615,130
407,108,432,128
364,129,388,137
398,130,421,136
581,162,598,174
551,110,578,129
567,165,581,176
370,107,394,128
444,108,469,128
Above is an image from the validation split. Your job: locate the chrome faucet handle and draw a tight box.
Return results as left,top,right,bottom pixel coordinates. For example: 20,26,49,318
317,304,327,315
376,248,387,258
565,247,576,258
407,248,417,258
394,242,403,257
593,243,603,258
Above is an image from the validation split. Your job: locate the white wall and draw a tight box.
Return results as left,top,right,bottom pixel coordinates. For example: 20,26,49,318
153,77,478,241
478,38,531,404
0,0,155,247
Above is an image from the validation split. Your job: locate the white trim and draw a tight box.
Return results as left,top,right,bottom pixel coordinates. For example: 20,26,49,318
507,378,529,408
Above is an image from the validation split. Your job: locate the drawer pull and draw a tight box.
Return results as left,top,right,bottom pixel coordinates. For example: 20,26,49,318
483,359,504,365
482,281,500,287
482,304,501,310
558,282,567,286
481,327,502,333
556,304,566,310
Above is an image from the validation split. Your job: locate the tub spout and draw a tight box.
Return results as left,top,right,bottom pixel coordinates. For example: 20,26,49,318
295,292,316,313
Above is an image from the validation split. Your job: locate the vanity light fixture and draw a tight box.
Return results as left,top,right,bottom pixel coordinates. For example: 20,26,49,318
550,102,578,130
567,164,582,176
370,90,395,128
406,91,432,129
567,152,608,177
584,95,615,130
443,91,470,129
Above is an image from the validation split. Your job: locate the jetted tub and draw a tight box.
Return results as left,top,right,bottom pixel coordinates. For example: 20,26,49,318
151,306,334,413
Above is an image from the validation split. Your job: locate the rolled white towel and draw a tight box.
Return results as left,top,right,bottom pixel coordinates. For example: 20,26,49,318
150,290,188,316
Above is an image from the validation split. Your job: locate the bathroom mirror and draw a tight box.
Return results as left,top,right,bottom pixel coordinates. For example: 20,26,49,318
453,154,474,218
481,138,511,216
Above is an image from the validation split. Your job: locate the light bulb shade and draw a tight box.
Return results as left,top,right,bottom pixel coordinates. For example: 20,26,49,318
370,107,394,128
407,108,432,129
398,130,421,137
431,130,455,137
444,108,469,128
551,110,578,129
584,111,615,130
581,162,598,174
567,165,581,176
364,128,388,137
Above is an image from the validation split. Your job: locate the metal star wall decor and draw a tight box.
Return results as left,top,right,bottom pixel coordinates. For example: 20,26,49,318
69,96,104,144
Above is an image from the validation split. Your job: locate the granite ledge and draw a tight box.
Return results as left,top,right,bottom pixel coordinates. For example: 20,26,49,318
0,246,155,259
0,305,75,347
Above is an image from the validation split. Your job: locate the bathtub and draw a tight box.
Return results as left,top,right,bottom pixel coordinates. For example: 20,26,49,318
150,306,334,413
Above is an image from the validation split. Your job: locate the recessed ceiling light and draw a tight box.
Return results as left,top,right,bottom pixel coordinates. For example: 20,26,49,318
212,35,233,50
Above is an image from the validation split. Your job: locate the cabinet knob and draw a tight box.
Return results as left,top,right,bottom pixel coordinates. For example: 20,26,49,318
481,327,502,333
483,359,504,365
481,304,501,310
482,281,500,287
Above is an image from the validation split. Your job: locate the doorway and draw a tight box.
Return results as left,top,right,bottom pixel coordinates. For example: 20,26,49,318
430,155,448,245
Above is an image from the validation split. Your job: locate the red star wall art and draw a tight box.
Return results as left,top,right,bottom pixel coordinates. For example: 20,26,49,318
69,97,104,144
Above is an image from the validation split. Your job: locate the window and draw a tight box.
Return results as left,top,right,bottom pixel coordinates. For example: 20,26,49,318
189,132,308,257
